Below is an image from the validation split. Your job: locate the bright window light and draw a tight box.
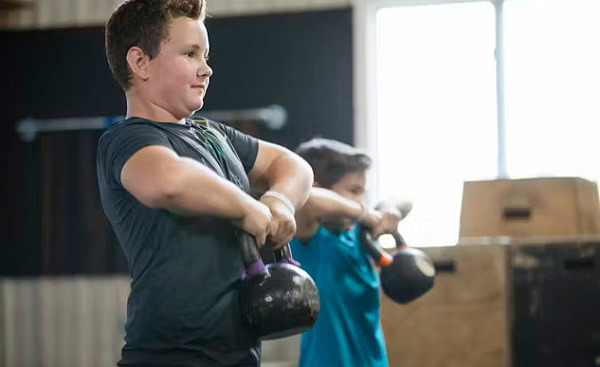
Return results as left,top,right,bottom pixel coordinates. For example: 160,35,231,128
504,0,600,181
375,2,497,247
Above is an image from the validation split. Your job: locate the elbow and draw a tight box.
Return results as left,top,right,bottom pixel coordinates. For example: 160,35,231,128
298,155,314,196
282,152,313,204
283,150,313,187
302,157,314,185
281,155,313,209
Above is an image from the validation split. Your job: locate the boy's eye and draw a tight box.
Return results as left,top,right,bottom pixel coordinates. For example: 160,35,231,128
185,51,209,62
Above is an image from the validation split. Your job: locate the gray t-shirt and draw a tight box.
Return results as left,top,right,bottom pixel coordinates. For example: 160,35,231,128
96,117,260,367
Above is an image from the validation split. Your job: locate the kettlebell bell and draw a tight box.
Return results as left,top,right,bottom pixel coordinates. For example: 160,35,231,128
238,231,320,340
359,228,435,304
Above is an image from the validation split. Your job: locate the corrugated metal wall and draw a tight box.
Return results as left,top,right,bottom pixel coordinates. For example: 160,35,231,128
0,277,129,367
1,0,351,30
0,277,300,367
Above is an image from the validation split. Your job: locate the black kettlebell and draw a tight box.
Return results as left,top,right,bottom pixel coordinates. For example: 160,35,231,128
359,228,435,304
238,231,320,340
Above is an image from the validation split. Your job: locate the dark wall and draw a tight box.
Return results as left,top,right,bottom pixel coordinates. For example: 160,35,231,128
0,9,354,275
205,10,354,147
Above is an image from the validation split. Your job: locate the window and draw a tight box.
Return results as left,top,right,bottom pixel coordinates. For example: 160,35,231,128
504,0,600,180
363,0,600,247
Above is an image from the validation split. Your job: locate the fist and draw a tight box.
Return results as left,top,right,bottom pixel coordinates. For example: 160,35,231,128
363,207,402,239
260,196,297,249
237,199,273,247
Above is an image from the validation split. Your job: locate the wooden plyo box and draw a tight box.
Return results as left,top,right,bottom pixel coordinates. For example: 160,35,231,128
459,177,600,239
381,237,600,367
510,237,600,367
381,245,511,367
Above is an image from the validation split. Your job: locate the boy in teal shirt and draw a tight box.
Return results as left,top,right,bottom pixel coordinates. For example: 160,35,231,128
291,138,404,367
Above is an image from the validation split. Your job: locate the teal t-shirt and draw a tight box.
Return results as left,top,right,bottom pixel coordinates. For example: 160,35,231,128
290,226,388,367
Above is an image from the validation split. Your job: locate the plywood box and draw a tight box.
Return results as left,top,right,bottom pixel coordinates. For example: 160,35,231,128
510,238,600,367
381,237,600,367
381,245,511,367
459,177,600,239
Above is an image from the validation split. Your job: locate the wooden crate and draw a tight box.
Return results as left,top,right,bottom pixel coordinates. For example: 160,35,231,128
381,245,511,367
510,238,600,367
459,177,600,239
382,237,600,367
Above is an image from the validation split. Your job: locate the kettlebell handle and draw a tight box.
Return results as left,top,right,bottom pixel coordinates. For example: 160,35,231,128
359,226,408,267
361,200,411,263
239,231,268,279
391,231,408,249
274,244,291,261
272,244,301,266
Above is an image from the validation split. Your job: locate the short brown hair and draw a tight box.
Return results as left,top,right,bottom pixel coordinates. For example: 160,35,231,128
105,0,206,90
296,138,372,188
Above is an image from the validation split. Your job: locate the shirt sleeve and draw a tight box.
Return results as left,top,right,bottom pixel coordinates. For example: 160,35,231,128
214,122,259,173
97,123,174,187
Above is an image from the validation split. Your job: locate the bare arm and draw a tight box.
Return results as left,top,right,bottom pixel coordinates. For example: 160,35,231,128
249,141,314,210
295,188,404,242
294,187,365,242
121,145,272,244
248,141,314,246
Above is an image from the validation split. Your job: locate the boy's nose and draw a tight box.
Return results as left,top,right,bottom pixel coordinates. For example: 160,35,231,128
198,63,213,78
203,67,213,78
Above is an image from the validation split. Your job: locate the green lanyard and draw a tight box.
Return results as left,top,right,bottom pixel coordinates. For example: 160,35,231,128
191,118,245,189
192,118,226,159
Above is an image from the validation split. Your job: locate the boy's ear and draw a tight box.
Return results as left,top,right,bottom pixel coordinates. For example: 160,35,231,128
126,46,151,81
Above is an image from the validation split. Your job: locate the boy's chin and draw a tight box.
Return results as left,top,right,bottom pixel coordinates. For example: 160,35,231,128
186,98,203,113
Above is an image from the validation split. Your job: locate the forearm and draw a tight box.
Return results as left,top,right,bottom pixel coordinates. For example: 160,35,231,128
294,187,363,240
301,187,363,221
262,153,313,210
153,156,254,218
